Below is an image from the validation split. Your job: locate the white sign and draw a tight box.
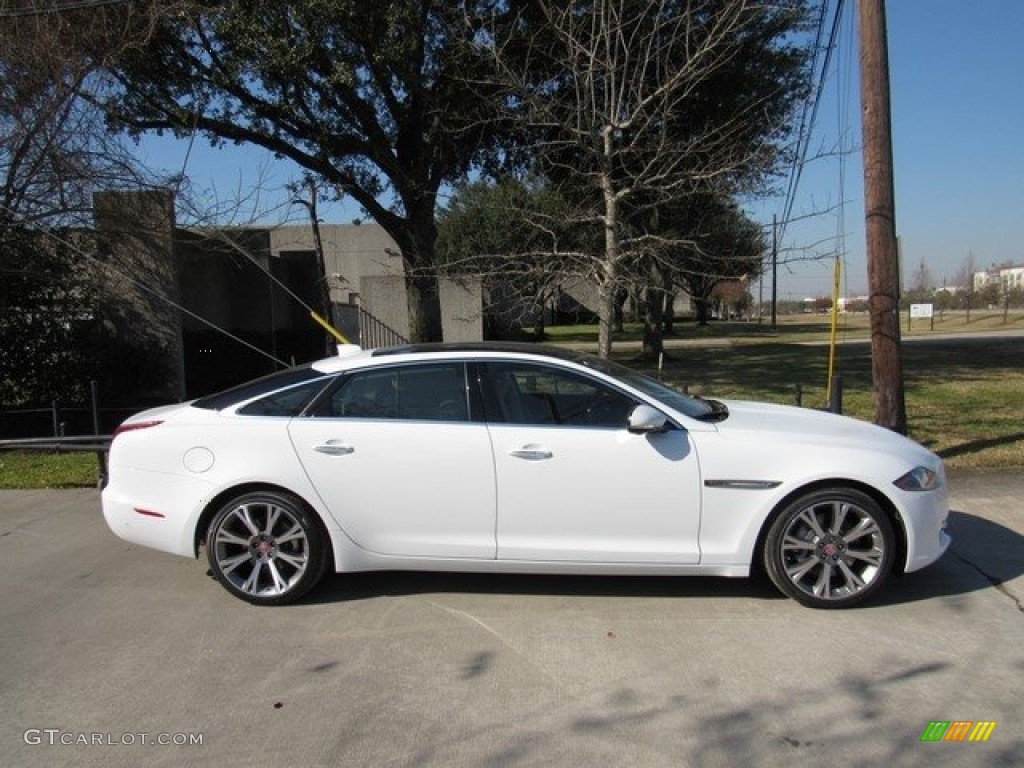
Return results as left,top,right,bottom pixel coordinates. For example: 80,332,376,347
910,303,934,319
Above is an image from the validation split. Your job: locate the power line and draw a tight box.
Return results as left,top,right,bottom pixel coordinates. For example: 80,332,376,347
2,211,291,368
778,0,847,242
0,0,133,18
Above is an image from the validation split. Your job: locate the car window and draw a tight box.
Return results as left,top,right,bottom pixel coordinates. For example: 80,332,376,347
483,362,636,428
322,363,469,422
236,378,332,417
192,365,323,411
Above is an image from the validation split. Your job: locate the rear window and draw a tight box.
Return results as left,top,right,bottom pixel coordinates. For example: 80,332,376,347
192,365,328,411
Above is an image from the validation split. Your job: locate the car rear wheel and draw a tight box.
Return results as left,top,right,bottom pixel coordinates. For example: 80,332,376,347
206,491,327,605
764,488,896,609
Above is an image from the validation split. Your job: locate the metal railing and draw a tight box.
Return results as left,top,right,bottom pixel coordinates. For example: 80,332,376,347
0,435,110,452
357,306,408,349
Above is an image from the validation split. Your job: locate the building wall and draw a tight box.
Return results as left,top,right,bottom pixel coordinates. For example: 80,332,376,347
269,224,405,307
93,190,185,402
90,200,485,400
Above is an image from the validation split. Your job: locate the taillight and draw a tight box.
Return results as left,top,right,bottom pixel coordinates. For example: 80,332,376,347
111,420,163,442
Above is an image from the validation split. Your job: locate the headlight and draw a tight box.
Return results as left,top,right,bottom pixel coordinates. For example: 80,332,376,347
894,466,940,492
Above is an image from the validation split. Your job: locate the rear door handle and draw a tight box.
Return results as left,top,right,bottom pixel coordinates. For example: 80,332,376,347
509,446,553,461
314,440,354,456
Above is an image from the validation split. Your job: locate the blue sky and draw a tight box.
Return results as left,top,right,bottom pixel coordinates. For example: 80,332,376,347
755,0,1024,299
135,0,1024,301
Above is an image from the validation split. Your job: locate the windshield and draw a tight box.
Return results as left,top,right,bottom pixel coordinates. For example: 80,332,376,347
574,354,715,420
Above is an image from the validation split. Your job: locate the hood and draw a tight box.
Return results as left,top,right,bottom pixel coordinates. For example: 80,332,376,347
715,399,935,461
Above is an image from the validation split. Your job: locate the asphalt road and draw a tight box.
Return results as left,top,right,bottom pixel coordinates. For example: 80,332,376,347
1,471,1021,768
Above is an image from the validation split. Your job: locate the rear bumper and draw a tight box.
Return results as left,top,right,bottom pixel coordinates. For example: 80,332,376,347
101,468,212,558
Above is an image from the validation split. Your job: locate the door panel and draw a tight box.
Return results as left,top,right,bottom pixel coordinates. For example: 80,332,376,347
489,425,700,562
481,361,701,563
288,363,496,558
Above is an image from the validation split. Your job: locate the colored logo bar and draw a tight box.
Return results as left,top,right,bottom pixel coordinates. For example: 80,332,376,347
920,721,997,742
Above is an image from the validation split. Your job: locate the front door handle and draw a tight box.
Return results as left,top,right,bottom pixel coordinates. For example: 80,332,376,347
314,440,354,456
509,446,553,461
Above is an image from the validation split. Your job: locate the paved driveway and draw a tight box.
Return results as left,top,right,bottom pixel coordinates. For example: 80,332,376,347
1,471,1021,767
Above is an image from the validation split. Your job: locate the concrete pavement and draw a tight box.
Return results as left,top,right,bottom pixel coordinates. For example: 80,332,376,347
0,470,1021,767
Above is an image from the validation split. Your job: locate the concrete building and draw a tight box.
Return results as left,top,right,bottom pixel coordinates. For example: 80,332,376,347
94,191,482,399
974,264,1024,293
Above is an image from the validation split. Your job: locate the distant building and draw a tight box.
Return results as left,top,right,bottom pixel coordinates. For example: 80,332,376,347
973,264,1024,293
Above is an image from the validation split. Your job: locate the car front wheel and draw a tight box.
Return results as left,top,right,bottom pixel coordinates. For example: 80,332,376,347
206,491,327,605
764,488,896,608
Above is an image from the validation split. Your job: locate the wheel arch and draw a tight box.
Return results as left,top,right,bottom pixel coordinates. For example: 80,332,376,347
752,478,908,578
193,482,333,570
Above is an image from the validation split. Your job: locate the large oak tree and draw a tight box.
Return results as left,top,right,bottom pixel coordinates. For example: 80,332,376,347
98,0,504,342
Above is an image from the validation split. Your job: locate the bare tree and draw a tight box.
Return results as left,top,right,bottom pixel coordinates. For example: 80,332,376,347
476,0,810,356
0,0,162,230
955,251,978,321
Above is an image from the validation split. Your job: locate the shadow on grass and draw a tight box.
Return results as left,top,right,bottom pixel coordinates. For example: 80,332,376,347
625,335,1024,397
938,432,1024,460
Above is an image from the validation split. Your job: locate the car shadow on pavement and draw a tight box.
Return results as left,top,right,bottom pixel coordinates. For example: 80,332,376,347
308,570,785,606
306,510,1022,609
873,510,1024,609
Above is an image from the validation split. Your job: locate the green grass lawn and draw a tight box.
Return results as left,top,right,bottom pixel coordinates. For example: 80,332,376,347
619,336,1024,471
0,451,102,489
3,316,1021,488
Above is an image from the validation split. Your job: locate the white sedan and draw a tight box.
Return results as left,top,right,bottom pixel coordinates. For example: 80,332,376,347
101,342,950,608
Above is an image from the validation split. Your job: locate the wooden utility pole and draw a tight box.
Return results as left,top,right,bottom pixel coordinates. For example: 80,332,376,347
858,0,907,434
771,214,777,328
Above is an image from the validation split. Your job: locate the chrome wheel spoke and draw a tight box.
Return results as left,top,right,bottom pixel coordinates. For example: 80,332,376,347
837,560,866,590
264,505,283,536
267,561,288,593
797,508,827,539
844,517,880,544
219,552,251,575
232,506,261,537
846,547,884,567
215,529,249,548
241,561,263,594
830,502,851,536
276,551,307,571
786,556,820,582
276,524,306,546
782,534,816,552
813,564,833,597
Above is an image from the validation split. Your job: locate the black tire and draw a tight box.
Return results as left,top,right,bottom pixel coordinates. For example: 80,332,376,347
763,487,896,609
206,490,328,606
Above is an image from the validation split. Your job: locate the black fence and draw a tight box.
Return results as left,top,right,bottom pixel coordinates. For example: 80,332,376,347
0,376,149,442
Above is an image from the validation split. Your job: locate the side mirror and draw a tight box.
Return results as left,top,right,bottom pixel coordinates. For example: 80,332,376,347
627,404,669,434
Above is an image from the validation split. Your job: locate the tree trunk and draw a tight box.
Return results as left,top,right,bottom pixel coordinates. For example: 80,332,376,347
613,287,627,334
662,290,676,334
396,204,443,343
597,274,616,359
694,296,711,326
405,272,443,343
597,158,619,359
642,286,664,359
